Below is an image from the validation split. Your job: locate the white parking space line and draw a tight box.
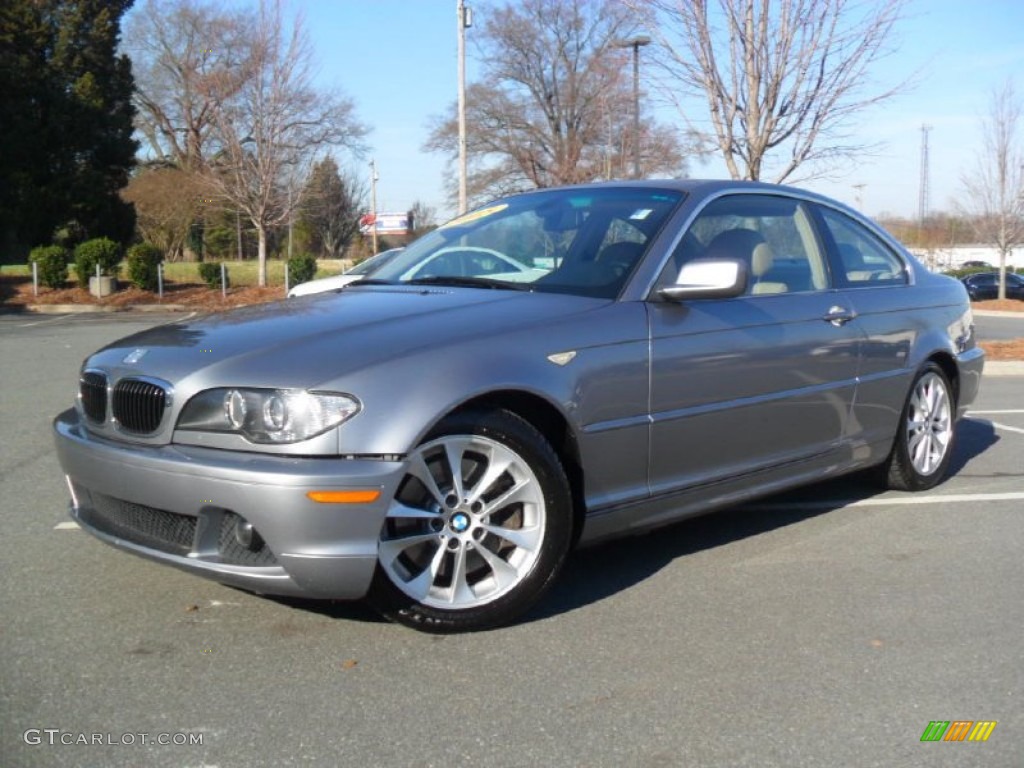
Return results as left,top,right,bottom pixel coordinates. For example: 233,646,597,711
53,521,80,530
989,421,1024,435
18,315,74,328
744,491,1024,512
969,409,1024,415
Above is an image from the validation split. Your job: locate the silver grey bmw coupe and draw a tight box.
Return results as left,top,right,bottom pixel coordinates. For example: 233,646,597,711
54,180,984,632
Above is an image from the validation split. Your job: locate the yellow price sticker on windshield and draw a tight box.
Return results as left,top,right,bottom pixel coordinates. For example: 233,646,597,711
441,203,508,229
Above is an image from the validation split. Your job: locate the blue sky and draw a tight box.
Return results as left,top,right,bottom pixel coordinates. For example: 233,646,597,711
284,0,1022,220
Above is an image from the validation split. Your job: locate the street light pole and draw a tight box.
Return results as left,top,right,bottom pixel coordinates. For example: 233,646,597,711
457,1,472,214
369,158,379,255
613,36,651,179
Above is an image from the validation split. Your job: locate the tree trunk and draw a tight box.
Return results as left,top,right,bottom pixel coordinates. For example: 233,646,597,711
257,224,267,287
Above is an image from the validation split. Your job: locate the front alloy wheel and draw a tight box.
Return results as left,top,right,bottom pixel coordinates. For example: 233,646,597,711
370,409,572,632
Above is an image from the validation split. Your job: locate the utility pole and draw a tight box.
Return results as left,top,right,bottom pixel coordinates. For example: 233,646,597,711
287,187,293,259
918,124,932,242
370,158,379,255
613,36,651,179
457,1,472,214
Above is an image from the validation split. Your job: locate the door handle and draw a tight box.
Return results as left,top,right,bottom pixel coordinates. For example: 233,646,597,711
823,305,857,326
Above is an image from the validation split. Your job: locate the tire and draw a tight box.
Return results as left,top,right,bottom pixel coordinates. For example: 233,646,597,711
368,409,573,633
881,363,956,491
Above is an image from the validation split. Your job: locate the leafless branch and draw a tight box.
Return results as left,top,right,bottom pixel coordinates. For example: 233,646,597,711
633,0,911,183
426,0,689,206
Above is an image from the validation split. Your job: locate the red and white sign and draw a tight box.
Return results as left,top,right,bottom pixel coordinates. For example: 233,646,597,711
359,212,410,236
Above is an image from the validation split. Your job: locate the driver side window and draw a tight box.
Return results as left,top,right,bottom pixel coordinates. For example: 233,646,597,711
666,194,828,295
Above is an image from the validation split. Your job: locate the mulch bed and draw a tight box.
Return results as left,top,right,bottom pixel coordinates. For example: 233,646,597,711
1,275,286,311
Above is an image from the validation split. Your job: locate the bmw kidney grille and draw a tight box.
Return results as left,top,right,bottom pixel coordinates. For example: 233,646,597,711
111,378,169,433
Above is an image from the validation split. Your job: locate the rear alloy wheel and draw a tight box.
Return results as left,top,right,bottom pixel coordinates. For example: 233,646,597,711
883,363,955,491
369,409,572,632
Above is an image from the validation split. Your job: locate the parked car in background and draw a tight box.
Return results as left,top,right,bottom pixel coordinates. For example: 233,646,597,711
54,180,984,633
287,247,404,297
960,271,1024,301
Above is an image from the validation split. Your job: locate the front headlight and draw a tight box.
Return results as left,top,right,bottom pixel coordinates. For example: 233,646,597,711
177,388,360,444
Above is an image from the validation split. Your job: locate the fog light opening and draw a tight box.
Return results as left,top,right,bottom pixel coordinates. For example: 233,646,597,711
233,518,264,551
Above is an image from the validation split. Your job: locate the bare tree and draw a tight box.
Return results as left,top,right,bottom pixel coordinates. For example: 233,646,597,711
634,0,910,182
121,166,204,260
202,0,367,285
961,80,1024,300
126,0,255,172
408,200,438,235
425,0,688,205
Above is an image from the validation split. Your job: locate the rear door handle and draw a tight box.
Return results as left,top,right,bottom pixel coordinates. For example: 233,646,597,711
823,305,857,326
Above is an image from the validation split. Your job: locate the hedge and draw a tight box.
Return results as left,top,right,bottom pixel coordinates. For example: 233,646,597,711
73,238,122,286
287,253,318,287
126,243,164,291
29,245,70,289
197,262,228,288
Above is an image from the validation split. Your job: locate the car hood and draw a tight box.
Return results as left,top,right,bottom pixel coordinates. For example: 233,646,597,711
89,286,611,390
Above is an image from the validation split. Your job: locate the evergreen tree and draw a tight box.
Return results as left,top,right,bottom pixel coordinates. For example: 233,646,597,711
0,0,137,262
298,158,364,259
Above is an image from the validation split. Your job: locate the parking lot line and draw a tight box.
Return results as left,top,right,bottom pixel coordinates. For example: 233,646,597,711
745,491,1024,512
17,315,74,328
988,421,1024,435
969,409,1024,415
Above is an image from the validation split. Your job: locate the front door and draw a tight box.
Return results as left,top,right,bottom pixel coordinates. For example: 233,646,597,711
646,193,863,496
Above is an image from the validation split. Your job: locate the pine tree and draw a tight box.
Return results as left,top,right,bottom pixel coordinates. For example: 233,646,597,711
298,158,364,259
0,1,137,262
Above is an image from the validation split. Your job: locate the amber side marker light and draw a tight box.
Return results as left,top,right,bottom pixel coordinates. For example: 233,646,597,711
307,490,381,504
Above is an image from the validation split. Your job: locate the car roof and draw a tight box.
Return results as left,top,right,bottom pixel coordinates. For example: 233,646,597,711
498,178,850,209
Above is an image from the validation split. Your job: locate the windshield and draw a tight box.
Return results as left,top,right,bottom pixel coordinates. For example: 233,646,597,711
347,247,403,276
365,186,684,298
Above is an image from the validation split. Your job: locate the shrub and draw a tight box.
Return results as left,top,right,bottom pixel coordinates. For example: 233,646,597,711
287,253,318,287
126,243,164,291
198,261,228,289
29,245,70,289
942,265,1020,280
73,237,122,286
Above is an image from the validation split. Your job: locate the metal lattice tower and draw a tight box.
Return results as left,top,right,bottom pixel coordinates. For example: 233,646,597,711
918,124,932,224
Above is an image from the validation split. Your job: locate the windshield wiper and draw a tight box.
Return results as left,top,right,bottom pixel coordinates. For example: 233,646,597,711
405,276,533,291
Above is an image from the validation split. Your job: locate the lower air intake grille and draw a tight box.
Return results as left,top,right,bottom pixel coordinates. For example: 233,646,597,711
112,378,167,433
84,493,196,556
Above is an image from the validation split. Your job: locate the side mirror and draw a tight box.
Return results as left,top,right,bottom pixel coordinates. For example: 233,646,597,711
658,258,748,301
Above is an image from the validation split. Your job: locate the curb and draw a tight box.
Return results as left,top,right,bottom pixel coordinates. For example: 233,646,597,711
973,309,1024,318
20,303,189,314
984,361,1024,376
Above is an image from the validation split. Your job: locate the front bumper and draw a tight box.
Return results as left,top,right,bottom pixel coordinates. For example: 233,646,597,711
53,408,406,600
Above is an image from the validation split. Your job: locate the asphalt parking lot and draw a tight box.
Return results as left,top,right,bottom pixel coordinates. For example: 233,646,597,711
1,311,1021,767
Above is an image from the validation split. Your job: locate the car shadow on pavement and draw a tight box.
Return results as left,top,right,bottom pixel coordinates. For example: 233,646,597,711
948,414,1000,476
531,416,999,623
265,595,391,625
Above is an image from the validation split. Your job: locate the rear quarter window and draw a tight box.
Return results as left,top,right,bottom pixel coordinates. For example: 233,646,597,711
817,207,908,287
